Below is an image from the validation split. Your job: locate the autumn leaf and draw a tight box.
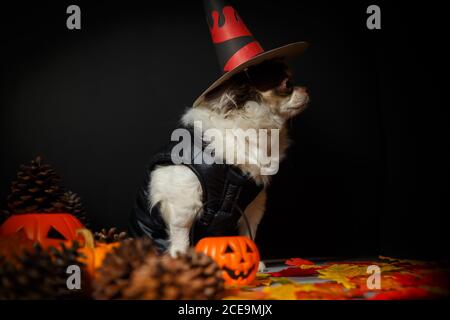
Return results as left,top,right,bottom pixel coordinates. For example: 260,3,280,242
317,264,400,289
269,267,319,277
324,261,378,266
263,282,368,300
294,283,365,300
263,284,299,300
223,259,448,300
350,275,401,291
257,278,273,287
285,258,315,267
246,276,296,287
317,264,368,289
300,264,325,269
271,277,296,285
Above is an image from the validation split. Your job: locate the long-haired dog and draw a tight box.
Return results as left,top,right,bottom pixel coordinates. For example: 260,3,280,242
146,59,308,266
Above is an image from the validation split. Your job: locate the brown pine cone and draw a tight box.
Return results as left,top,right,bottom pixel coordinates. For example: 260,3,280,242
6,156,66,214
123,250,224,300
62,191,91,227
94,227,131,244
0,242,86,299
92,238,156,300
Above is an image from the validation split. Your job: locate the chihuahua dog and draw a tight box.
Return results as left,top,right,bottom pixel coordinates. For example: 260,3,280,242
133,59,308,269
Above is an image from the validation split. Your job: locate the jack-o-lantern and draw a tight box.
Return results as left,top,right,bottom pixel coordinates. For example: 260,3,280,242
0,213,84,248
76,228,119,278
195,236,260,286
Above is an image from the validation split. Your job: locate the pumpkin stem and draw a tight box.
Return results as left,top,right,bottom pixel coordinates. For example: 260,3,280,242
76,228,95,249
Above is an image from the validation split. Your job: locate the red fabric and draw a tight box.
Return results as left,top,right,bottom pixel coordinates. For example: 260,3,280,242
223,41,264,72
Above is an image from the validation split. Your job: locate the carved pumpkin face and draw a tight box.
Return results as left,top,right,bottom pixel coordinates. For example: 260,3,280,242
0,213,84,248
195,236,260,286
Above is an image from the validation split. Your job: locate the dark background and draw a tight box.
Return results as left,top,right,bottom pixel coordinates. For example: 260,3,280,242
0,1,448,260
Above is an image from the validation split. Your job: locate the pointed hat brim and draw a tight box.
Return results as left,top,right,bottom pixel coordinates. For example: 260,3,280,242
193,41,308,107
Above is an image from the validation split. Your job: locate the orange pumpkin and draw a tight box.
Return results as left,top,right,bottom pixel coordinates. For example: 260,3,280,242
0,231,35,261
195,236,260,286
0,213,84,248
76,228,119,278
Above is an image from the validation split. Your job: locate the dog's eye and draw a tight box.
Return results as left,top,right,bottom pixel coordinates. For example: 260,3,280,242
277,78,294,96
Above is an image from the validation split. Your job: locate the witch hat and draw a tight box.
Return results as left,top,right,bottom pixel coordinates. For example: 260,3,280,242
194,0,308,106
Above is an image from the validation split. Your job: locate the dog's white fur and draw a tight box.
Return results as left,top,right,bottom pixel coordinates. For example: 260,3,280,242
148,83,309,269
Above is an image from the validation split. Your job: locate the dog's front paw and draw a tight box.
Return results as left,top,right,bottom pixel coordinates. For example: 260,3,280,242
258,261,266,273
168,246,187,258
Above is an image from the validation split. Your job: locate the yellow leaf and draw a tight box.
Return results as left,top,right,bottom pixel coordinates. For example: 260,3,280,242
263,284,299,300
292,283,320,292
271,277,296,285
318,264,401,289
318,271,356,289
318,264,365,288
258,278,273,287
300,264,320,269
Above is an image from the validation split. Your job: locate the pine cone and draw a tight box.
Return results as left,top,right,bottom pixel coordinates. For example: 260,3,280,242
62,191,91,227
0,242,86,299
94,228,131,244
92,238,156,300
6,156,66,214
123,250,224,300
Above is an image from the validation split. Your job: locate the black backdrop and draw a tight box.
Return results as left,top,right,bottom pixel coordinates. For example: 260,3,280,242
1,1,448,260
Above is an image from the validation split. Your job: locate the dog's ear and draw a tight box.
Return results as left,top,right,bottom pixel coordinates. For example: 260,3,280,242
204,73,261,114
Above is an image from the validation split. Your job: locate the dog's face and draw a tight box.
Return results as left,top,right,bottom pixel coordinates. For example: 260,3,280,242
204,59,309,119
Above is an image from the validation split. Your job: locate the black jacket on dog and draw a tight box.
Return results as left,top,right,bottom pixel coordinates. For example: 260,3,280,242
128,126,263,252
